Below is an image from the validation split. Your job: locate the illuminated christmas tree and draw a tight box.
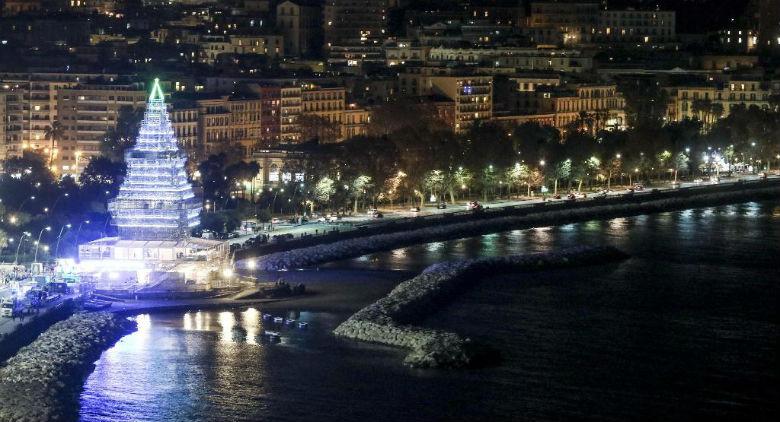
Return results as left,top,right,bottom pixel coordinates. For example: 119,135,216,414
108,79,201,240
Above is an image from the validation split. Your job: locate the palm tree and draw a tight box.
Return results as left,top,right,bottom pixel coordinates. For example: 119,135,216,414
44,121,63,168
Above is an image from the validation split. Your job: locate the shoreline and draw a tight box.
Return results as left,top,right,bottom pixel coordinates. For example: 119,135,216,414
0,312,135,422
240,183,780,271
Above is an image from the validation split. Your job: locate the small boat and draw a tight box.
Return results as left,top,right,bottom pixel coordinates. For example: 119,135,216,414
262,313,273,320
263,330,280,337
284,318,296,325
273,317,284,324
297,322,308,329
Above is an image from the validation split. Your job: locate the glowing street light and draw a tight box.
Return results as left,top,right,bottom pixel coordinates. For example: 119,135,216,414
34,226,52,263
54,223,72,259
14,232,32,264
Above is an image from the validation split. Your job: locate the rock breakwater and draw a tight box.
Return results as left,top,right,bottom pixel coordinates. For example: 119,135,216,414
0,312,136,422
334,246,627,368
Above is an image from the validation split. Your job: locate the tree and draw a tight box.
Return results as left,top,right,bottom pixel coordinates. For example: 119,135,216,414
300,114,341,143
79,156,127,197
349,175,373,212
101,106,143,162
44,121,63,168
313,177,335,210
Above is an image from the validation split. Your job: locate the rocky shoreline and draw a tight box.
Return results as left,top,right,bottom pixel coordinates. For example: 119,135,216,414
0,312,137,422
242,185,779,271
334,246,627,368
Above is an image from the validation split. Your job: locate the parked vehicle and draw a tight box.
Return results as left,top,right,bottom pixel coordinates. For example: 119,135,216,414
46,282,71,294
372,211,384,218
366,207,378,215
1,298,23,318
633,184,645,191
566,193,576,201
436,202,447,209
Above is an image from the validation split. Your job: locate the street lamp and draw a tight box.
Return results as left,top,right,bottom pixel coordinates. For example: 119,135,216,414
15,195,35,215
33,226,51,263
54,223,72,259
14,232,31,264
75,220,90,250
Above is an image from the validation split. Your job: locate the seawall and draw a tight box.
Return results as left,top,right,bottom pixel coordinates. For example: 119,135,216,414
241,182,780,271
0,312,136,422
333,246,627,368
0,299,76,363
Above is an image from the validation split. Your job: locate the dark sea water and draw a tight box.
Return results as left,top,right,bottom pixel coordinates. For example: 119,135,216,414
79,202,780,421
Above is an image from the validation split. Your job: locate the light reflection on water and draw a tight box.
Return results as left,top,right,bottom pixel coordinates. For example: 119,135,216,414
79,201,780,421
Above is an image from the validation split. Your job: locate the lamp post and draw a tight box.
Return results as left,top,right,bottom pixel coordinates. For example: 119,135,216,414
33,226,51,263
54,223,72,259
14,232,31,265
13,195,36,221
49,193,70,215
75,220,90,249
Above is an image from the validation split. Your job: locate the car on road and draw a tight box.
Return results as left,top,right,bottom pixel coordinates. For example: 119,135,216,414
366,207,378,215
566,193,576,201
372,211,384,218
633,184,645,191
410,206,421,213
709,176,720,184
760,172,768,180
271,217,282,224
436,202,447,209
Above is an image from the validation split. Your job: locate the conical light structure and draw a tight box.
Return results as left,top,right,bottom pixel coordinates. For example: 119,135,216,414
108,79,201,240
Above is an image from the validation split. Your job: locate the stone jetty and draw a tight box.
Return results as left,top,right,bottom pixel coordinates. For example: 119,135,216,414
0,312,136,421
334,246,627,368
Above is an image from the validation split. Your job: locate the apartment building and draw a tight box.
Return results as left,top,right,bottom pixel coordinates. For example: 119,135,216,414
200,35,284,65
0,73,120,165
527,1,600,45
399,70,493,132
537,84,626,133
57,84,147,175
670,79,772,122
280,86,302,143
323,0,388,48
277,0,322,57
299,84,370,142
597,9,676,43
464,48,595,73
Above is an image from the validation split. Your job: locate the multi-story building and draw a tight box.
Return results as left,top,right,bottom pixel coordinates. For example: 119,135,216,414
299,84,369,142
527,1,600,45
0,73,111,166
170,103,199,152
0,88,23,165
384,40,429,66
341,105,370,139
427,46,593,73
670,79,772,123
57,83,147,175
399,70,493,132
199,35,284,64
280,86,302,143
597,9,676,43
277,0,322,57
323,0,388,48
537,84,626,133
2,0,42,15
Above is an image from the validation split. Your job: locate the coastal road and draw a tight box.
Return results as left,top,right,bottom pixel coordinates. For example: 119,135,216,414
227,173,779,246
